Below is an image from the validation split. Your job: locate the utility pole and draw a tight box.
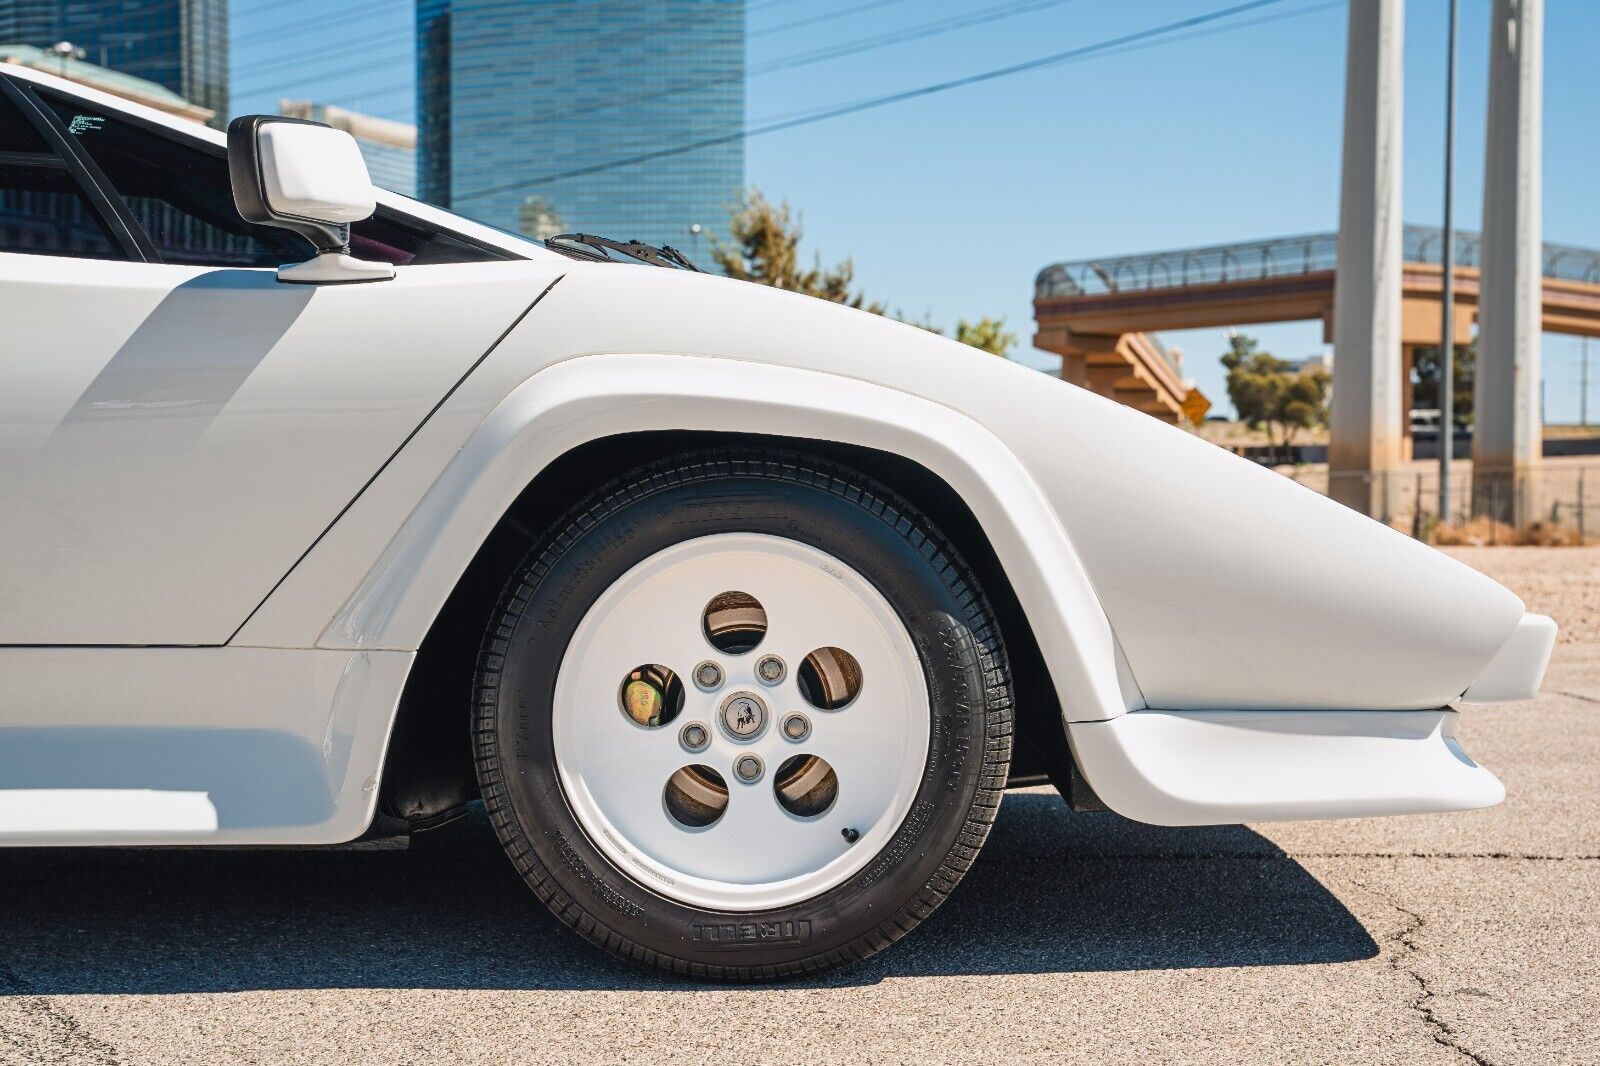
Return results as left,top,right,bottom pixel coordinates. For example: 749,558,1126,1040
1583,336,1591,427
1438,0,1459,524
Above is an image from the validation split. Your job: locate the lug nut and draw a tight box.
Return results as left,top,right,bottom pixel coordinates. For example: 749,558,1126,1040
782,713,810,741
756,655,786,684
694,661,723,690
734,754,764,782
680,722,710,751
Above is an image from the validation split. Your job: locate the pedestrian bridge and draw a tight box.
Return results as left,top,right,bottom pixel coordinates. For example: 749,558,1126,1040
1033,226,1600,426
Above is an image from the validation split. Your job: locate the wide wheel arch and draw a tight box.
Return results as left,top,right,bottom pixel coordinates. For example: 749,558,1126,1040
376,432,1076,828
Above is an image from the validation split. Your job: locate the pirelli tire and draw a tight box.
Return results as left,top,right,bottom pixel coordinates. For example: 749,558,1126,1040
472,451,1014,979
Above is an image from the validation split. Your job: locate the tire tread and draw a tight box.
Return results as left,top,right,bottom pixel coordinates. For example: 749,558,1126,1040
472,450,1014,980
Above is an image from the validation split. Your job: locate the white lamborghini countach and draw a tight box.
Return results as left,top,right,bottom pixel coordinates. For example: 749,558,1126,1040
0,66,1556,979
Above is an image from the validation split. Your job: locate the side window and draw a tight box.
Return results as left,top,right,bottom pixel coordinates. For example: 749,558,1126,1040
40,92,310,268
350,209,512,266
0,86,122,260
40,90,510,269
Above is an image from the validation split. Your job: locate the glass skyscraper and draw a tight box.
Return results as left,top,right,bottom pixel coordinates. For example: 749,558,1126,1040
0,0,227,127
417,0,744,260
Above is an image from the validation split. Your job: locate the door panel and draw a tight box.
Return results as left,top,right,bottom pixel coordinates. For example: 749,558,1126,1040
0,253,559,644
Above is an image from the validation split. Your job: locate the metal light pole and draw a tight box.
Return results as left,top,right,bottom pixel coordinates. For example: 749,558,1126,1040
1438,0,1459,523
1583,336,1591,427
48,41,85,76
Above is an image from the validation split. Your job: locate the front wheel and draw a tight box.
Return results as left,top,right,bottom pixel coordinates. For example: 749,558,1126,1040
473,453,1013,978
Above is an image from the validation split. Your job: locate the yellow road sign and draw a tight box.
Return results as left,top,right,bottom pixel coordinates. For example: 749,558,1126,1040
1181,386,1212,425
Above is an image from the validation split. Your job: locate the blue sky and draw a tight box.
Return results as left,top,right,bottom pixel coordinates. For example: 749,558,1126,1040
231,0,1600,422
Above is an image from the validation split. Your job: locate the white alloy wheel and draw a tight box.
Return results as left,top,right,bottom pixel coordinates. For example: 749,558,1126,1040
474,453,1013,978
552,533,930,911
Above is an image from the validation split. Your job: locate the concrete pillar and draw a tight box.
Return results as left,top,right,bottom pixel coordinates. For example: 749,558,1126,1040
1329,0,1405,517
1059,352,1088,389
1473,0,1543,524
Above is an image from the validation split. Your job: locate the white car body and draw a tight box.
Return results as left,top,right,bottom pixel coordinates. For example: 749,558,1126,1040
0,67,1554,846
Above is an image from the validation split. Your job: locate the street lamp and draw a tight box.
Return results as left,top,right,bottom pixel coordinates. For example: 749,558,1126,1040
48,41,86,77
1437,0,1459,524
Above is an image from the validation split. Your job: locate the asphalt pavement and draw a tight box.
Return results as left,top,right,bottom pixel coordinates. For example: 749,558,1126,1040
1,548,1595,1065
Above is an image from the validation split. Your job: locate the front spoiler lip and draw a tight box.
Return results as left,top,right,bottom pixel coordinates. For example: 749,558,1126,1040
1067,707,1504,826
1457,613,1558,706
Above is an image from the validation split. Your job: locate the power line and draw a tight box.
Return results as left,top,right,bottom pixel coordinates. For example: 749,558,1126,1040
233,0,359,20
78,0,402,76
235,48,414,97
452,0,1310,205
453,0,1342,193
233,0,400,48
232,0,781,108
443,0,1089,144
293,0,1089,140
55,0,180,40
432,0,792,60
752,0,916,38
440,0,1309,193
233,28,412,79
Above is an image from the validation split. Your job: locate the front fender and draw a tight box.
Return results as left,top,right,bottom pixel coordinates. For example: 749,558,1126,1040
316,352,1138,727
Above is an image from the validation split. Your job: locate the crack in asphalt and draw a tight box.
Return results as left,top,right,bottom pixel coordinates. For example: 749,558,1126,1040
1552,688,1600,705
987,848,1578,1063
1369,892,1497,1066
0,959,120,1066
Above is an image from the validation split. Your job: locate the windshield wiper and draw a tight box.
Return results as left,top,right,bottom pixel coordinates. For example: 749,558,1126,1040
544,233,703,272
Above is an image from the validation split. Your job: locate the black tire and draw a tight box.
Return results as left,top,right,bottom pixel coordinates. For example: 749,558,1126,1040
472,451,1013,979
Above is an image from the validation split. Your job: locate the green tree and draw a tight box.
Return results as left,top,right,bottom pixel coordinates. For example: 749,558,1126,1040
710,190,885,314
1220,332,1331,462
712,190,1013,357
955,316,1017,357
1410,338,1476,429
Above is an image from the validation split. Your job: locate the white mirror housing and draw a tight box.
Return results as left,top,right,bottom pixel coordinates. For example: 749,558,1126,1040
227,115,394,284
258,121,376,224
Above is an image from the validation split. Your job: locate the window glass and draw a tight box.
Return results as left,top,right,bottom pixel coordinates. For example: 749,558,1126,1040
41,91,510,268
42,94,310,267
0,162,121,259
350,209,511,266
0,86,50,155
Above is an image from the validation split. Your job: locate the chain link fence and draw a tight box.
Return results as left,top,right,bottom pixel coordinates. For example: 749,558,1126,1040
1284,465,1598,544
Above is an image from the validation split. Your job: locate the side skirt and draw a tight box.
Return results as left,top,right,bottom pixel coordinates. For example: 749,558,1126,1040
0,646,412,846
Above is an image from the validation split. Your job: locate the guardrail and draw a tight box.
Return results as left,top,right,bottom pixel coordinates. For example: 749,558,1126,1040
1036,225,1600,299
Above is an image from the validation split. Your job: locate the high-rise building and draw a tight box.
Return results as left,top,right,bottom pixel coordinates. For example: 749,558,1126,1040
0,1,227,127
280,101,417,198
417,0,744,260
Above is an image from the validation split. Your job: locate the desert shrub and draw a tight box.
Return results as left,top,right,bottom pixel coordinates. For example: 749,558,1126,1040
1432,517,1586,547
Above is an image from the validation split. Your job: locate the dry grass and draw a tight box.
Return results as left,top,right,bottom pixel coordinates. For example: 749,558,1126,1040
1432,517,1587,548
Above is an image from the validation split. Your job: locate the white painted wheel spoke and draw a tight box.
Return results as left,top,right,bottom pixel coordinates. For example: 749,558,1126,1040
581,726,702,809
801,710,904,800
552,533,929,912
710,778,844,876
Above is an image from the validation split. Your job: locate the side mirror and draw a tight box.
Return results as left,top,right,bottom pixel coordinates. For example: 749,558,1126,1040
227,115,394,284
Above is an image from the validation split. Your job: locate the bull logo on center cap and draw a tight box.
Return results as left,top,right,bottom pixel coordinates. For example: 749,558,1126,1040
720,692,767,740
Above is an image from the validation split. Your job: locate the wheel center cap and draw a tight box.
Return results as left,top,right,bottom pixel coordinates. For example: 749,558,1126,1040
719,691,768,740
